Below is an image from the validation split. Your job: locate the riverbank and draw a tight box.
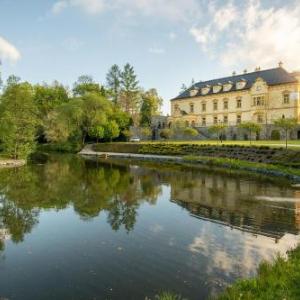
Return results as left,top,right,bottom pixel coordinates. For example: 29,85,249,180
79,144,300,183
0,159,26,168
217,244,300,300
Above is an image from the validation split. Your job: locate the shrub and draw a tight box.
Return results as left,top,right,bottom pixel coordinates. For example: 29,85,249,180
160,129,172,140
271,129,281,140
183,127,198,138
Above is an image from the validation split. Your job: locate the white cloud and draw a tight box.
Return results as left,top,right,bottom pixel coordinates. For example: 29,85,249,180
52,0,200,21
52,0,106,15
0,36,21,63
148,47,165,55
190,0,300,70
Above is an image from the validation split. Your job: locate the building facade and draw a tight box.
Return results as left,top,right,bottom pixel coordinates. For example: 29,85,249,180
169,64,300,139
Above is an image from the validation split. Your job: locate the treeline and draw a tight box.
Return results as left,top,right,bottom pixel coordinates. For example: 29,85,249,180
0,63,163,159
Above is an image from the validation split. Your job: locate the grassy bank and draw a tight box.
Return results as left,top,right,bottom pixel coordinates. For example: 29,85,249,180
217,245,300,300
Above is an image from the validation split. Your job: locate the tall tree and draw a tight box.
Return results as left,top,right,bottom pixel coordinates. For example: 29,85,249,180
140,89,163,127
106,64,121,104
0,78,38,159
119,63,140,125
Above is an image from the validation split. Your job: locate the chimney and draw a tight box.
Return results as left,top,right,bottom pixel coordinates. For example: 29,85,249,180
243,69,247,74
255,66,261,71
232,71,236,76
278,61,283,68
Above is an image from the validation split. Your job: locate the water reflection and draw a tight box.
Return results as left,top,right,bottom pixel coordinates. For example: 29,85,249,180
0,154,299,299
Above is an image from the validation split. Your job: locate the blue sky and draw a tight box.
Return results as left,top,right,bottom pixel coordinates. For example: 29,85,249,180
1,0,300,114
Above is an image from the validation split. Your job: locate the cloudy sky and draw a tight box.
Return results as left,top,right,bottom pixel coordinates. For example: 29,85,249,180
1,0,300,113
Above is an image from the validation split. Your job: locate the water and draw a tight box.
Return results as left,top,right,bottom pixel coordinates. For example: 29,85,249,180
0,154,299,300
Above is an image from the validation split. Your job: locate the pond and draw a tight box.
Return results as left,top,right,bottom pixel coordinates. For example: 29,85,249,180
0,154,299,300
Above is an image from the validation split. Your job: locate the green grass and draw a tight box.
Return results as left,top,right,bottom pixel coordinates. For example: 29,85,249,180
216,245,300,300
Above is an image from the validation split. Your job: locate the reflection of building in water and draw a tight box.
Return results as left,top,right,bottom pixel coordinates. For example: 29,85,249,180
170,173,300,241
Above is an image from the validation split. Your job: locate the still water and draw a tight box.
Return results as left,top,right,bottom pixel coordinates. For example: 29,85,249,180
0,154,299,300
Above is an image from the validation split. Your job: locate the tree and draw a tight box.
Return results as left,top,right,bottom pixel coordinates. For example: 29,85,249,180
119,63,140,125
0,80,38,159
160,128,172,140
140,89,163,127
89,125,105,143
274,118,298,149
140,127,152,140
183,127,198,139
208,124,227,143
238,122,261,145
106,64,121,104
104,120,120,142
73,75,103,97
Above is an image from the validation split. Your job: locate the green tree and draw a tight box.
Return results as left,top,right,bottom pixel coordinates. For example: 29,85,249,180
274,118,298,149
73,75,104,97
106,64,121,104
141,127,152,140
208,124,227,143
0,79,38,159
238,122,261,145
104,120,120,142
183,127,198,139
119,63,140,125
140,88,163,127
89,125,105,143
160,128,172,140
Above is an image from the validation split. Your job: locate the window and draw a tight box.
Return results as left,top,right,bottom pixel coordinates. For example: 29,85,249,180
236,114,241,124
202,117,206,126
174,104,179,111
236,98,242,108
213,100,218,111
283,93,290,104
253,96,265,106
190,103,194,113
213,116,218,124
223,115,228,124
191,120,196,127
223,99,228,110
257,114,263,123
202,102,206,112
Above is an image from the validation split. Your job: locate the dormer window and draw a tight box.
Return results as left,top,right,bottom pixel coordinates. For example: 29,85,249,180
189,88,198,97
201,85,210,95
223,81,233,92
236,79,247,90
213,83,222,93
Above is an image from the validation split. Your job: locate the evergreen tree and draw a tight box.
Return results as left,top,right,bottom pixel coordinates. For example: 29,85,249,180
73,75,104,97
106,64,121,104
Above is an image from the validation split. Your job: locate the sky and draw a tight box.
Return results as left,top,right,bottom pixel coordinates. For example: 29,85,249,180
1,0,300,114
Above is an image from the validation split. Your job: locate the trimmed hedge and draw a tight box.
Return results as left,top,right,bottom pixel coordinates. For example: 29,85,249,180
93,142,300,167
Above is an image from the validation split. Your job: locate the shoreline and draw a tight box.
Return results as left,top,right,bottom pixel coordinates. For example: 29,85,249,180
79,146,300,184
0,159,26,169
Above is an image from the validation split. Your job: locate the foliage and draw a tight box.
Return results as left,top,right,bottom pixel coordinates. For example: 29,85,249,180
89,125,105,143
106,64,121,104
155,292,185,300
140,88,163,126
73,75,105,97
141,127,152,139
271,129,281,140
104,120,120,142
208,124,227,143
238,122,261,144
0,80,38,159
183,127,198,138
217,245,300,300
160,129,172,139
274,117,298,149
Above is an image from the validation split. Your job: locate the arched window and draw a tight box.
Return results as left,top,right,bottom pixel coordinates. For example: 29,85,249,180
191,120,196,127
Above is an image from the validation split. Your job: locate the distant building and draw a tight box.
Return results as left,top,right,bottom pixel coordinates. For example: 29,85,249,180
169,63,300,139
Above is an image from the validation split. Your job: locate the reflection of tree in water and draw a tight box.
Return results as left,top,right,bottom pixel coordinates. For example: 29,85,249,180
0,155,163,244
